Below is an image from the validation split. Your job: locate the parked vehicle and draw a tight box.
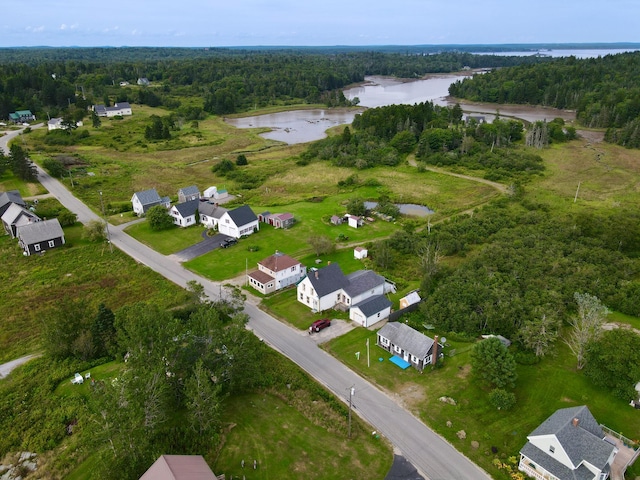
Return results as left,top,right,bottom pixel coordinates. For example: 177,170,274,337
220,237,238,248
309,318,331,333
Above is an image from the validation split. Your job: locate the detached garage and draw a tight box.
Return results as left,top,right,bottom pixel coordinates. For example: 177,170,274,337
350,295,392,328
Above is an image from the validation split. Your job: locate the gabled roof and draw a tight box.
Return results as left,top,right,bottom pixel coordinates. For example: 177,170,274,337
140,454,217,480
114,102,131,109
133,188,162,206
198,202,227,218
306,263,349,297
275,212,294,221
344,270,385,297
378,322,435,359
259,252,300,272
17,218,63,245
353,295,392,317
2,202,38,225
527,405,614,473
227,204,258,227
178,185,200,197
0,190,26,215
172,199,199,218
248,270,275,285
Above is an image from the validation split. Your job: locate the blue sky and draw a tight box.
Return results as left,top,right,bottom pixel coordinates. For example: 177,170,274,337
3,0,639,47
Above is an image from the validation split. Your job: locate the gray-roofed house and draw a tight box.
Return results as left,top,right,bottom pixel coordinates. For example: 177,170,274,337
131,188,169,216
198,202,227,229
350,295,392,327
177,185,200,203
518,405,618,480
93,102,132,118
0,190,26,217
17,218,65,255
2,203,40,238
297,262,386,315
140,454,217,480
218,205,259,238
169,199,200,227
377,322,442,371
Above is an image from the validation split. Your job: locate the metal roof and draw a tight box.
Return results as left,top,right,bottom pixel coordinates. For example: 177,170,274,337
17,218,64,245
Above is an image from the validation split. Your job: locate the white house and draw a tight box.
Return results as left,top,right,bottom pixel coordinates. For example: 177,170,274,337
93,102,132,118
354,246,368,259
297,262,386,314
248,252,307,295
2,203,40,238
198,202,227,229
131,189,170,216
350,295,392,327
47,118,84,131
518,405,618,480
169,199,199,227
218,205,258,239
377,322,441,371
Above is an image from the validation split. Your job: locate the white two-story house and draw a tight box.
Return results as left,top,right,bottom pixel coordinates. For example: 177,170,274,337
519,405,618,480
248,252,307,294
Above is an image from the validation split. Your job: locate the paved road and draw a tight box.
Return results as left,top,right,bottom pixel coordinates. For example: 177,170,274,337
172,231,229,262
0,354,41,379
21,147,489,480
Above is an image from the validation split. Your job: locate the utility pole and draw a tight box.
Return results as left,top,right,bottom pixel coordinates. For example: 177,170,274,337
99,191,113,253
366,338,370,368
348,386,355,439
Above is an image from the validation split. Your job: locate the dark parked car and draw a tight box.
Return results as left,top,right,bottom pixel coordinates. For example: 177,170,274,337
309,318,331,333
220,237,238,248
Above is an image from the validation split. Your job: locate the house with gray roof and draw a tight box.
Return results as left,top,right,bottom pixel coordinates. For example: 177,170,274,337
198,202,227,229
2,203,40,238
518,405,618,480
131,188,170,216
0,190,26,217
93,102,132,118
177,185,200,203
377,322,441,371
350,295,392,327
218,205,258,238
297,262,387,321
17,218,65,255
169,199,200,227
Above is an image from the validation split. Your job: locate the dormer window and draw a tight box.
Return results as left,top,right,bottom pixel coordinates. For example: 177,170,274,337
549,446,555,454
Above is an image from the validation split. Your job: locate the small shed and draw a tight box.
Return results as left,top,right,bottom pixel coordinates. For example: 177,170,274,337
203,186,217,199
354,246,368,259
330,215,343,225
214,188,228,200
399,290,421,309
272,213,294,229
346,215,363,229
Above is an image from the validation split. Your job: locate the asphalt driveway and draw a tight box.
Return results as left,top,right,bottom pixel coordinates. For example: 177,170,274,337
172,231,232,262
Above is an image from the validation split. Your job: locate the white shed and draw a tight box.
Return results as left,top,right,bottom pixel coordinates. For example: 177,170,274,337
354,246,368,259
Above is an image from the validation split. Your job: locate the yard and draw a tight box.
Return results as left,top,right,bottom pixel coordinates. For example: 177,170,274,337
322,326,640,479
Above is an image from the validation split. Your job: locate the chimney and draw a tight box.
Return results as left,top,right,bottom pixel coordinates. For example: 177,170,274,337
572,417,579,427
432,335,439,367
315,270,319,279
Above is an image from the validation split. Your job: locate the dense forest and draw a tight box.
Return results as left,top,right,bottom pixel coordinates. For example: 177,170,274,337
0,48,551,119
449,51,640,147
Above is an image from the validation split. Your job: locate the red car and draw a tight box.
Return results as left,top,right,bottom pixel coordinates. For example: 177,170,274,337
309,318,331,333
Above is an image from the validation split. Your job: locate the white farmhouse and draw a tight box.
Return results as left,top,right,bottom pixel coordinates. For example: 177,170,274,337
248,252,307,294
218,205,258,238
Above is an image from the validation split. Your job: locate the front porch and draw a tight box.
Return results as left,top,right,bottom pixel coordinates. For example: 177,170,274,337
602,426,639,480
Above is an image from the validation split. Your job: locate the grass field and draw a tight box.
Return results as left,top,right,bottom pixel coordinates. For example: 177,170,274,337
124,220,206,254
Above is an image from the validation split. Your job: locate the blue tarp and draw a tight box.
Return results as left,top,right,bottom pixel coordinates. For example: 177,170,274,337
389,355,411,370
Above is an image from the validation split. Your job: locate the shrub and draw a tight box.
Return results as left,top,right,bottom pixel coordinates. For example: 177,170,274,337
488,388,516,410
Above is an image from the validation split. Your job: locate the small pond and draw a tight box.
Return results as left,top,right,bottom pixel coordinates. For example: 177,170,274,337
364,201,434,217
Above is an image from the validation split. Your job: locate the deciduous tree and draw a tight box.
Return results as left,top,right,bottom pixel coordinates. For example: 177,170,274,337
146,205,173,231
564,292,608,369
518,314,559,357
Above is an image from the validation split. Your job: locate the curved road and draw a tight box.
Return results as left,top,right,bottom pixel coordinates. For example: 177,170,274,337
9,137,489,480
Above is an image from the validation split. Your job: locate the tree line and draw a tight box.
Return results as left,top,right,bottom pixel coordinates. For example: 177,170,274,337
0,48,551,120
448,51,640,148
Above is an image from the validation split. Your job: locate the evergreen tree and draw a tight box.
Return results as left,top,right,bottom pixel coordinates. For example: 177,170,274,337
9,144,38,182
92,303,116,358
471,337,517,389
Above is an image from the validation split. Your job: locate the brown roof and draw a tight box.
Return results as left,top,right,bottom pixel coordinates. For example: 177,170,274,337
140,455,216,480
259,252,300,272
248,270,275,285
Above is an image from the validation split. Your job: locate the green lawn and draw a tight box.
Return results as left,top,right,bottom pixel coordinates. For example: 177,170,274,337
213,392,392,480
323,327,640,479
124,220,206,255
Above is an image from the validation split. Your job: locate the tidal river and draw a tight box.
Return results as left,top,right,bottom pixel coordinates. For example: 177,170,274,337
225,74,574,145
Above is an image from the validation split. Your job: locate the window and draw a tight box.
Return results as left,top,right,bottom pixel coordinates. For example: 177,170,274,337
548,446,555,454
34,244,41,251
48,240,55,247
299,293,303,300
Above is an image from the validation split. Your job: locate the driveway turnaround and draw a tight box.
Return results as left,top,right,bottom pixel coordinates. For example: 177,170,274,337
30,164,490,480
